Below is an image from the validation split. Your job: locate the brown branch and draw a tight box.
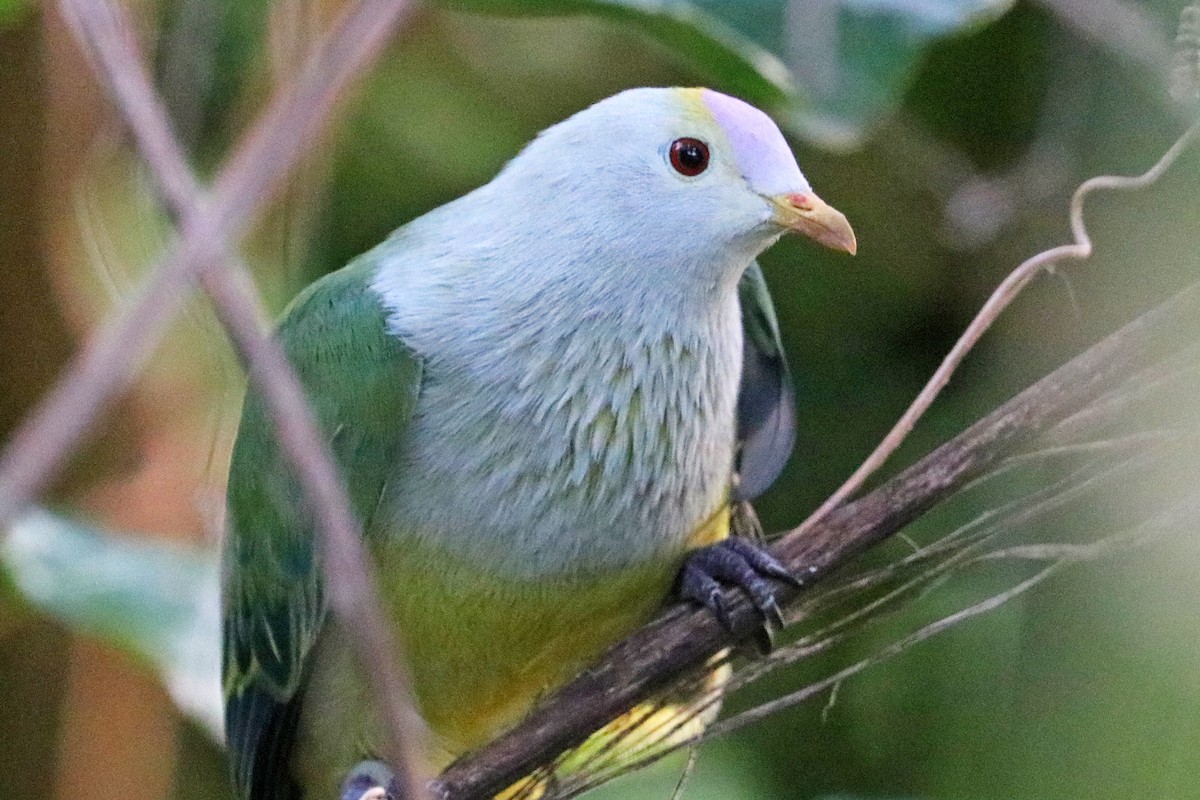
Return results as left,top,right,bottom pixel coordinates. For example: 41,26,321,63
709,487,1196,744
2,0,429,797
203,262,432,800
0,0,417,524
435,275,1200,799
6,4,1193,799
556,437,1183,797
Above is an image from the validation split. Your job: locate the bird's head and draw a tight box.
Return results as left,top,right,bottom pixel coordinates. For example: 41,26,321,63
491,87,855,287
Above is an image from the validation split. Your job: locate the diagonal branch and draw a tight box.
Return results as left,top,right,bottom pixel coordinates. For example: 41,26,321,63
435,274,1200,799
705,496,1190,746
202,258,432,800
3,0,428,796
7,4,1195,799
0,0,417,525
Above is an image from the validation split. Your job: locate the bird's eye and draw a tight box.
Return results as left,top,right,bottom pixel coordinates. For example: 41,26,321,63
669,137,710,177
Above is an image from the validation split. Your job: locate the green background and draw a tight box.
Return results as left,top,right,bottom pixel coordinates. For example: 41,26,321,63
2,1,1199,799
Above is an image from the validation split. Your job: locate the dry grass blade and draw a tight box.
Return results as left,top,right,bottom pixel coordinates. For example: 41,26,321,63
710,494,1194,743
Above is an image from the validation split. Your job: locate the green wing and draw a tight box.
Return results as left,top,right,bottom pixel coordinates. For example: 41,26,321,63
734,261,796,501
222,257,422,800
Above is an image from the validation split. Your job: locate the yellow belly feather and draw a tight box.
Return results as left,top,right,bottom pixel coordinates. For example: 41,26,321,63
379,504,730,759
296,506,730,798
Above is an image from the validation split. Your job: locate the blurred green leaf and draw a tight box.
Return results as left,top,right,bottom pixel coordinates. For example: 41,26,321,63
1,509,222,737
438,0,1015,147
0,0,29,28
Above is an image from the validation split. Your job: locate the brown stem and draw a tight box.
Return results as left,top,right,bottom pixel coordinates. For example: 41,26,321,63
435,276,1200,800
0,0,418,524
2,0,429,796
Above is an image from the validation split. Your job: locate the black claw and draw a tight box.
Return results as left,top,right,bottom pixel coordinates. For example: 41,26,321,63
752,621,775,655
763,596,786,629
709,588,733,632
340,762,397,800
676,537,802,645
723,537,804,588
680,563,735,631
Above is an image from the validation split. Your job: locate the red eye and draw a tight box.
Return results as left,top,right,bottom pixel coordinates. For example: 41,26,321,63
669,137,710,176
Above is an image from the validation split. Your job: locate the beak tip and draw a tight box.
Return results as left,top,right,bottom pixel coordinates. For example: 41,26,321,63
816,218,857,256
775,192,857,257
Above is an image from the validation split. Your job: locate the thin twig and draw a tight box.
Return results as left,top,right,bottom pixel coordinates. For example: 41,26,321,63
203,268,431,800
722,451,1151,706
560,491,1191,794
667,746,700,800
437,271,1200,798
710,494,1192,741
793,116,1200,538
0,0,418,525
713,569,1059,734
66,0,430,796
5,0,429,796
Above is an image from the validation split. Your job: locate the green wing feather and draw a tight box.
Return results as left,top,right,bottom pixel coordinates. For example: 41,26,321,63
222,257,422,800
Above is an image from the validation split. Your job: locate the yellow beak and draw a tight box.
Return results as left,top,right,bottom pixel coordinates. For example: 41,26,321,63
771,192,857,255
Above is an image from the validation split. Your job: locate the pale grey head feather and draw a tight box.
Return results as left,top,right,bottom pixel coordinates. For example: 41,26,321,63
369,88,809,577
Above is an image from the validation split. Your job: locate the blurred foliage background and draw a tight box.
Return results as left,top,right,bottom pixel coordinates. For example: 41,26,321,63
1,1,1199,799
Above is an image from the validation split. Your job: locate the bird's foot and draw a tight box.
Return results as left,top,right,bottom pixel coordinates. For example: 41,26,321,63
341,761,398,800
677,537,802,652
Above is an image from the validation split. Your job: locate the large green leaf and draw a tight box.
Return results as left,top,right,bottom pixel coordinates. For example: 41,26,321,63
440,0,1015,148
1,510,222,737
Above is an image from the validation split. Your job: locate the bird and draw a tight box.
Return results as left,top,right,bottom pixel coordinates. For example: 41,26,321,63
221,86,856,800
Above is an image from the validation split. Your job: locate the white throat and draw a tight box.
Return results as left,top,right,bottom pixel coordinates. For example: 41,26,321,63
369,191,754,577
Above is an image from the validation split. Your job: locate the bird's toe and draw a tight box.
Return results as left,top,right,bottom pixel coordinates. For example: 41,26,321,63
341,761,397,800
676,537,802,648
